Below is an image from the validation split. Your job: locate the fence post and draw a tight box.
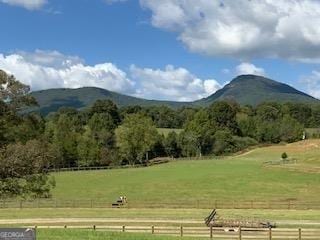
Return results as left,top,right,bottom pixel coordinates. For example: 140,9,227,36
298,228,301,240
269,227,272,240
210,226,213,239
180,226,183,237
151,226,154,234
93,225,96,231
122,226,125,232
90,199,93,208
19,200,23,209
239,227,242,240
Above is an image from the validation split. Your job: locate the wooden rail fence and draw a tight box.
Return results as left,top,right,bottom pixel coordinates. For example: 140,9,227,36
2,199,320,210
33,225,320,239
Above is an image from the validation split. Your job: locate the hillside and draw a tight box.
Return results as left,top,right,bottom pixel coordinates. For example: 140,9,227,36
30,75,319,114
48,140,320,204
196,75,319,106
31,87,188,115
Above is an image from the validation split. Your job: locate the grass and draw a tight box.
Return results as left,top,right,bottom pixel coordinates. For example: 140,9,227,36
37,229,193,240
1,208,320,221
50,140,320,204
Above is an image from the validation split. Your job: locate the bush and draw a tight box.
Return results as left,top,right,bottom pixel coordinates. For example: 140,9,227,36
281,152,288,160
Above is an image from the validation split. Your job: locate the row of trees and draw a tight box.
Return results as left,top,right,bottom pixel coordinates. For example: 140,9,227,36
0,70,316,199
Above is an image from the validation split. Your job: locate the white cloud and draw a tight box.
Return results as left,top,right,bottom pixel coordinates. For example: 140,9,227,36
0,51,135,94
130,65,221,101
301,71,320,99
0,51,221,101
236,62,266,76
140,0,320,62
1,0,47,10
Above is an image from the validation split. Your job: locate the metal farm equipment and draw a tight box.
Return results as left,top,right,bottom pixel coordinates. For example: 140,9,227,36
205,209,275,230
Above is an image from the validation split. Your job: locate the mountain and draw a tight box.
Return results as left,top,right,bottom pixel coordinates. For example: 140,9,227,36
196,75,319,106
30,75,319,115
30,87,188,115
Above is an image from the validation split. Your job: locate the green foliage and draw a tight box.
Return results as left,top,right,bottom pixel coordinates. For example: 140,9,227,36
178,131,199,157
208,101,239,134
282,152,288,160
163,132,181,158
213,130,234,155
0,70,37,112
0,140,56,199
116,114,159,165
184,110,216,156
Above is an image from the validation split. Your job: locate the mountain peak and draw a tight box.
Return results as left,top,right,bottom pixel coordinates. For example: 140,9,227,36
197,74,318,106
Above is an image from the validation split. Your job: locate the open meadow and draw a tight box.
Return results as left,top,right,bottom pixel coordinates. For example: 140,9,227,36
48,139,320,205
1,140,320,239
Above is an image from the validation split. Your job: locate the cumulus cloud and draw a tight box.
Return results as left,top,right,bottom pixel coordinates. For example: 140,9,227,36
301,71,320,99
130,65,221,101
140,0,320,62
0,51,135,94
1,0,47,10
236,62,266,76
0,51,222,101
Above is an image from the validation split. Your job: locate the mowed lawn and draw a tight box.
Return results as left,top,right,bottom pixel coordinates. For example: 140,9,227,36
51,140,320,204
37,230,194,240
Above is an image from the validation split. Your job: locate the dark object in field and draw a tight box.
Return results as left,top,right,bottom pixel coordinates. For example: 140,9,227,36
112,196,127,208
205,209,276,229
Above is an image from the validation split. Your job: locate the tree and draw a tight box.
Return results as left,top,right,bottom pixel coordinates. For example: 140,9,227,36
164,131,181,158
213,130,234,155
279,115,304,143
184,110,216,156
115,114,159,165
0,70,37,112
178,131,199,157
90,100,120,125
281,152,288,160
46,113,81,167
0,140,56,199
0,70,38,147
208,101,239,134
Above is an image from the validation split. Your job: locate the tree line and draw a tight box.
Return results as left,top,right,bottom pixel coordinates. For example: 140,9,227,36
0,70,319,199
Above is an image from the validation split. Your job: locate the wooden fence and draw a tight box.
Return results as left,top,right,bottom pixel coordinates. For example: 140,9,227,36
33,225,320,239
1,199,320,210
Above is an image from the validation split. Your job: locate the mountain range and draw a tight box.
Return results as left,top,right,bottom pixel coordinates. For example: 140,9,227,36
31,75,319,115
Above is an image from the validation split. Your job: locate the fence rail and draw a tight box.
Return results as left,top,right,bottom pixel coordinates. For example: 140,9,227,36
1,199,320,210
32,225,320,239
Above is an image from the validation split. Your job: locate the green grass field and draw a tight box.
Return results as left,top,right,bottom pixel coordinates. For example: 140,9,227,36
37,229,193,240
50,140,320,204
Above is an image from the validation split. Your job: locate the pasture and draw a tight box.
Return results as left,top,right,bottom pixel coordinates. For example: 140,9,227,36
1,140,320,239
37,229,194,240
49,140,320,205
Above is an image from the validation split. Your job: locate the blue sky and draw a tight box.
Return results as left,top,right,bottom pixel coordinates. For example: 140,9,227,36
1,0,320,101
